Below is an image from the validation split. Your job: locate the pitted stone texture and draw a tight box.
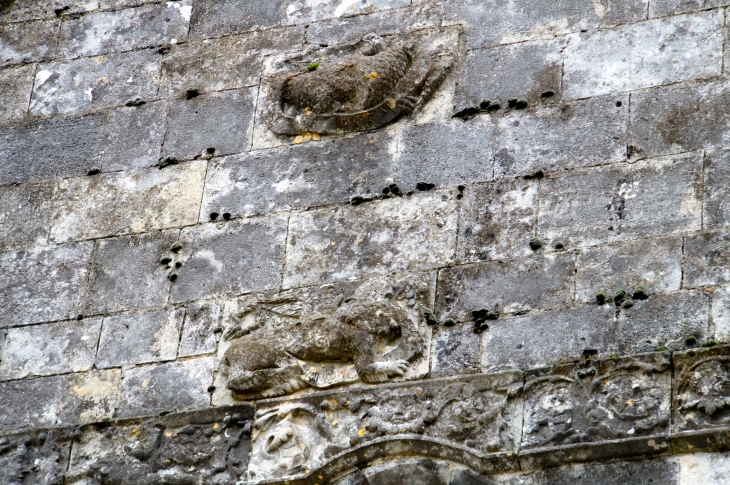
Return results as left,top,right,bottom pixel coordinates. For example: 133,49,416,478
0,429,72,485
575,236,683,303
444,0,647,49
49,161,206,243
703,148,730,231
629,80,730,160
650,0,730,18
0,19,58,66
538,152,703,249
100,101,166,171
432,324,481,377
0,375,64,432
57,369,121,425
493,95,628,178
0,113,105,185
96,309,184,368
0,64,34,121
161,87,256,161
481,305,616,371
284,191,459,288
0,0,97,23
0,242,92,328
712,286,730,342
0,180,55,252
678,452,730,485
457,178,538,263
170,216,287,303
396,118,494,191
0,318,101,380
563,11,723,99
179,301,221,357
118,357,214,417
617,291,709,353
455,39,564,112
82,230,176,315
57,1,191,59
30,50,161,117
437,253,576,321
160,27,303,97
201,132,394,219
684,231,730,288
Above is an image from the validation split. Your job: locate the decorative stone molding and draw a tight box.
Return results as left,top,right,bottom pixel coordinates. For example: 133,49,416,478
0,428,71,485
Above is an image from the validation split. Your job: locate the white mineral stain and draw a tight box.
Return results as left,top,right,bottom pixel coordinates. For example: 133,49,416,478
196,249,225,272
334,0,360,17
35,70,53,86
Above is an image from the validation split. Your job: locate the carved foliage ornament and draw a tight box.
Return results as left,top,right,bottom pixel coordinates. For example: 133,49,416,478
265,30,455,135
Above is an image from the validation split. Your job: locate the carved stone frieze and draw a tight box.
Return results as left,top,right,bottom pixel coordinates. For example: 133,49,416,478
0,428,71,485
64,405,252,485
264,29,456,135
332,458,498,485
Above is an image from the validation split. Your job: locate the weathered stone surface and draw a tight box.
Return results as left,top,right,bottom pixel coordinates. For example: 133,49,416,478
161,87,256,161
0,180,55,252
703,148,730,231
57,1,191,59
118,357,214,417
563,11,723,99
684,231,730,288
0,375,64,432
0,113,105,185
0,318,101,380
432,323,481,377
100,101,166,171
629,79,730,160
284,190,459,288
712,286,730,342
457,178,538,263
520,458,680,485
444,0,647,49
201,132,394,219
49,161,206,243
82,230,175,315
171,216,287,303
481,305,617,371
493,95,628,178
617,291,709,353
649,0,730,18
396,118,494,191
455,39,564,111
0,19,58,66
678,452,730,484
66,405,252,485
0,64,33,121
57,369,121,425
160,27,303,97
0,429,72,485
437,253,575,321
334,460,498,485
538,152,703,249
0,0,97,23
30,49,161,117
575,236,683,303
0,242,92,328
96,309,184,368
179,301,220,357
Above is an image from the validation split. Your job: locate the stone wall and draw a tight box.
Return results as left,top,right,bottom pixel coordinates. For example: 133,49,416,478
1,0,730,483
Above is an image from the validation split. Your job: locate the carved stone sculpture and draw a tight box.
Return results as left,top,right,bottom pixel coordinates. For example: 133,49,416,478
265,30,455,135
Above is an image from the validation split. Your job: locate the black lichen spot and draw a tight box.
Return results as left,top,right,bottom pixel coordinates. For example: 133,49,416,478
206,147,216,155
507,97,518,108
350,195,367,206
653,346,671,352
529,237,542,250
185,88,200,100
207,385,216,393
616,101,623,107
614,289,626,306
76,314,84,321
423,308,438,326
515,99,528,109
389,183,401,196
685,335,697,346
582,349,598,358
168,273,178,282
344,296,356,303
170,241,183,253
701,341,718,348
596,292,606,305
632,285,648,300
87,168,101,176
175,261,182,268
307,62,320,72
125,97,146,107
486,101,501,112
160,256,172,265
54,5,70,15
416,182,436,191
522,170,544,180
553,241,565,250
443,318,456,327
157,155,179,169
222,212,231,220
159,410,173,416
213,327,223,333
452,106,480,119
621,299,634,309
541,90,555,98
479,99,492,110
157,46,171,55
382,186,391,195
209,212,219,220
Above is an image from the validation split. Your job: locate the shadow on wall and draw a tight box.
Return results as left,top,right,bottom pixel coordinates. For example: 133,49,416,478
0,0,15,15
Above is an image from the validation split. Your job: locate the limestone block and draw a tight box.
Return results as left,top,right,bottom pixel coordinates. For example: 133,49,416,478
0,64,33,121
493,94,628,178
118,357,215,417
538,152,703,249
100,101,166,171
396,118,495,191
684,231,730,288
284,190,459,288
0,318,101,380
96,309,184,368
161,87,256,161
457,177,539,263
49,161,206,243
629,79,730,160
650,0,729,18
160,27,304,97
0,19,58,66
703,148,730,231
432,324,481,377
563,11,723,99
30,49,161,117
57,1,191,59
0,113,105,185
0,0,97,23
170,216,287,303
524,458,679,485
57,369,121,425
0,429,72,485
0,242,92,328
436,252,576,321
575,236,683,303
0,180,55,252
455,38,564,112
0,375,65,432
616,291,710,353
82,230,176,315
678,452,730,485
179,301,221,357
481,305,617,371
712,286,730,342
201,131,395,219
444,0,647,49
